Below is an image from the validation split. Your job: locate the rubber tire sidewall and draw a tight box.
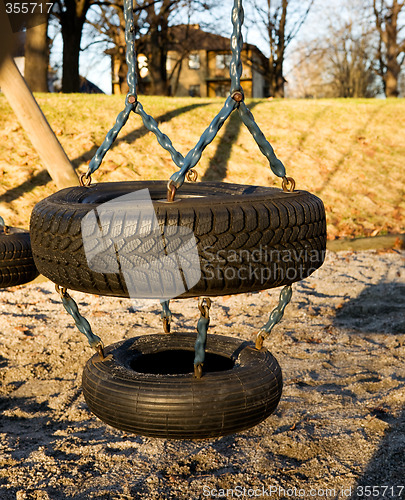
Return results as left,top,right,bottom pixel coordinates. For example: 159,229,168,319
82,333,283,439
30,181,327,298
0,227,39,287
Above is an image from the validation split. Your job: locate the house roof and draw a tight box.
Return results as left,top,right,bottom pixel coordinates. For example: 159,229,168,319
167,24,263,55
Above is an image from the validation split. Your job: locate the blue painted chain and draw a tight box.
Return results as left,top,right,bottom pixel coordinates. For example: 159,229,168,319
84,0,288,192
135,103,184,168
124,0,137,98
160,300,172,333
194,298,211,378
56,285,105,358
255,285,293,349
230,0,244,93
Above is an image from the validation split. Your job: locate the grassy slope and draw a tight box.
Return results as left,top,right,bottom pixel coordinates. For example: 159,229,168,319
0,94,404,239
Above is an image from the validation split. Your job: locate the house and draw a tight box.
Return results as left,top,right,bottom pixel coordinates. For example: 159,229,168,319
109,25,269,98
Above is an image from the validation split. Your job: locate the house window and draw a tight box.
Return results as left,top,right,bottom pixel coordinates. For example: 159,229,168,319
188,53,200,70
189,85,201,97
215,83,229,97
216,54,232,70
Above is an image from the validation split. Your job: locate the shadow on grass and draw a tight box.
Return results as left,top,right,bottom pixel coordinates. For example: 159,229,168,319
283,105,332,167
0,102,210,205
70,101,211,170
0,169,52,205
318,102,387,195
202,101,260,182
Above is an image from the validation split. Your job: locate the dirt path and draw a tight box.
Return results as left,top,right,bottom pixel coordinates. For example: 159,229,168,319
0,250,404,500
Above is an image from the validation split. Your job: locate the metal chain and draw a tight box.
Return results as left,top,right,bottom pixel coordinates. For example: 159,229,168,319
160,300,172,333
0,216,9,233
238,102,286,178
255,285,293,350
230,0,244,94
124,0,137,98
84,0,290,194
194,297,211,378
55,285,105,359
170,97,238,189
134,102,185,168
86,104,134,179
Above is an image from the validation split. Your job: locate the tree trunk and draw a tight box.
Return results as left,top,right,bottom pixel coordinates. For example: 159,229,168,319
60,0,90,93
384,52,401,97
384,69,400,97
267,0,287,97
61,22,83,92
24,21,49,92
373,0,404,98
147,29,169,95
273,63,285,97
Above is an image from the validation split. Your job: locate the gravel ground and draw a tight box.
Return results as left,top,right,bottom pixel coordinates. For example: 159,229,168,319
0,249,404,500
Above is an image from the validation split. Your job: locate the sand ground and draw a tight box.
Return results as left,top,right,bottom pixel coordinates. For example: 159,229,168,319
0,249,404,499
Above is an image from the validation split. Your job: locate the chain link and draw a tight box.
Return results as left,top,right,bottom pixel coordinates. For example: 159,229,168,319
160,300,172,333
230,0,244,94
83,0,290,192
255,285,292,350
55,285,105,358
238,102,286,178
0,216,9,234
194,298,212,378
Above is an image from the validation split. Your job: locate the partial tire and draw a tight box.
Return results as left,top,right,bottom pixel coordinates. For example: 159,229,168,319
30,181,326,298
82,333,282,439
0,227,39,287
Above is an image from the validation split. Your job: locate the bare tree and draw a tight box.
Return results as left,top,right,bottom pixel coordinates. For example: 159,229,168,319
85,2,129,93
326,22,379,98
52,0,92,92
249,0,314,97
373,0,405,97
87,0,213,95
24,21,50,92
137,0,212,95
287,1,382,99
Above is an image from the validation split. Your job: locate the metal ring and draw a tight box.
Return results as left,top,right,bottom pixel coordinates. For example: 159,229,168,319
186,169,198,182
162,317,171,334
231,91,244,102
167,180,177,202
80,173,92,187
198,297,212,317
95,343,105,360
255,334,264,350
282,176,296,192
194,364,203,379
55,284,67,297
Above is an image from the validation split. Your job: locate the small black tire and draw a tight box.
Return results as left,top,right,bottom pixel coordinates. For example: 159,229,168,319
30,181,326,298
0,227,39,288
82,333,282,439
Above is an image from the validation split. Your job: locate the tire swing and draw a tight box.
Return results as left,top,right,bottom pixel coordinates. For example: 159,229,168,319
29,0,326,440
0,216,39,288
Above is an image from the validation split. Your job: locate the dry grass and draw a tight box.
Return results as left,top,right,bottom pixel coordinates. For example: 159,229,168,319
0,94,404,238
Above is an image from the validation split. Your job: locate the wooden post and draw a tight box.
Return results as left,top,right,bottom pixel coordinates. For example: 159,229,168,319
0,4,79,189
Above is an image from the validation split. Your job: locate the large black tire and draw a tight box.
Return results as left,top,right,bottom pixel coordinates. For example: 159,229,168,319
30,181,326,298
82,333,282,439
0,227,39,287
